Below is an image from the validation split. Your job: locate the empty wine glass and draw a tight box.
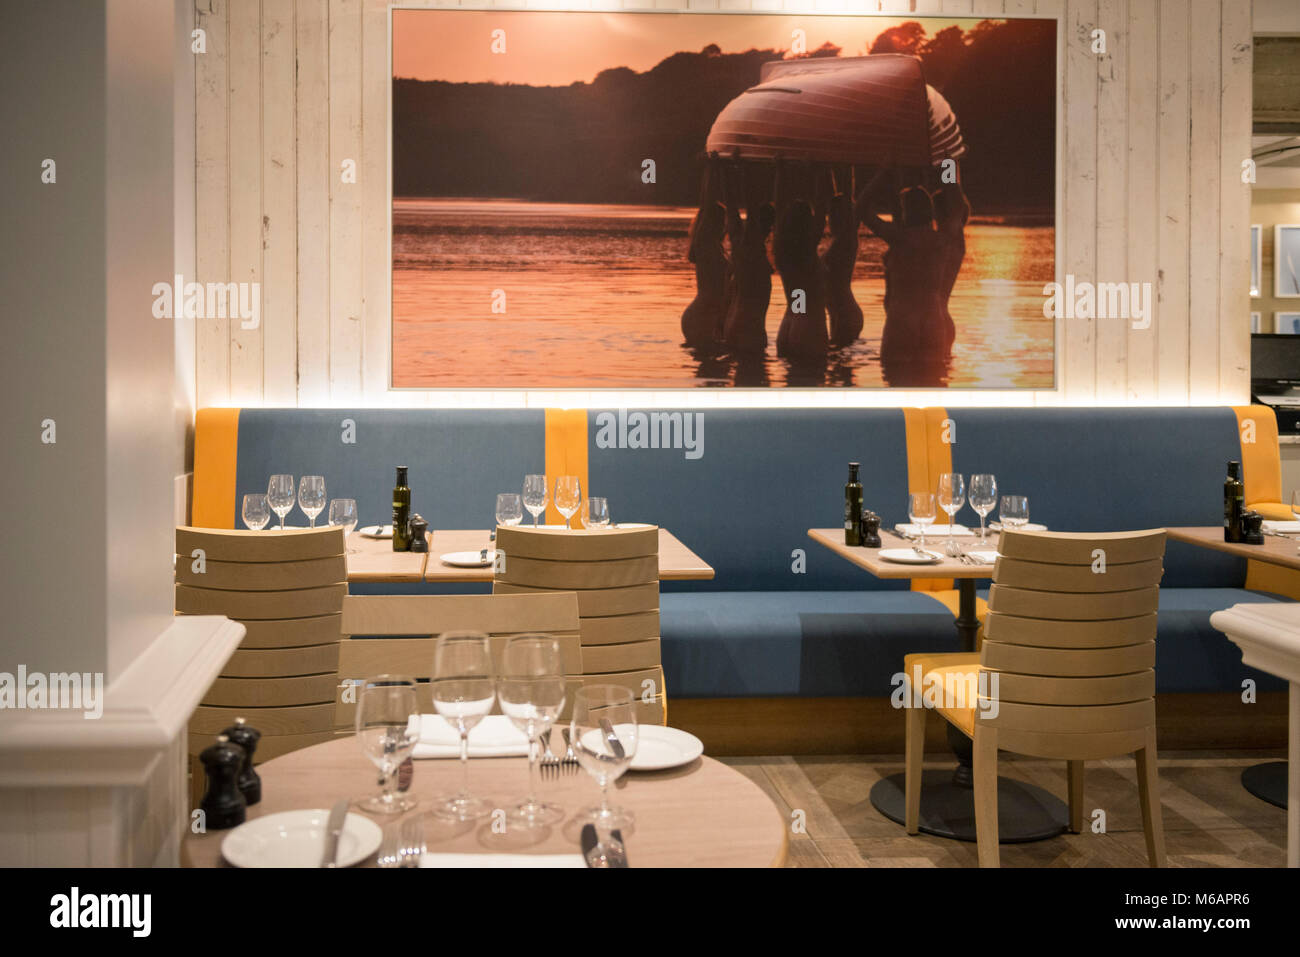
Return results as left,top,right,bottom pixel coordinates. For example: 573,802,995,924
554,476,581,529
523,474,548,527
496,493,524,528
937,473,966,556
908,492,937,548
969,474,998,541
497,636,566,827
328,498,359,553
1000,495,1030,531
242,493,270,530
267,474,295,530
583,497,610,530
298,475,326,528
429,632,496,821
354,675,420,814
570,685,639,837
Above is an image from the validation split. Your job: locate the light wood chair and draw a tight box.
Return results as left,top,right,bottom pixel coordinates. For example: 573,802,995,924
492,525,667,725
176,526,347,808
333,591,582,727
903,529,1168,867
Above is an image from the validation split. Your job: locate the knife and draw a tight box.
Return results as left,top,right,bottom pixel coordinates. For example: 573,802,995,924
321,799,349,868
598,717,626,760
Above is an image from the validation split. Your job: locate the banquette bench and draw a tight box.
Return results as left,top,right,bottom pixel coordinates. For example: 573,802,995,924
190,405,1297,751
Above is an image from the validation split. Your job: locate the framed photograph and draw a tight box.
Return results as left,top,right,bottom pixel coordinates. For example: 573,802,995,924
1275,312,1300,334
1250,224,1261,297
1251,311,1261,333
390,9,1059,390
1274,225,1300,298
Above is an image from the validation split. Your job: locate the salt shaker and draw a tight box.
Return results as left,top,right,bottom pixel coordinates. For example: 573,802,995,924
221,716,262,805
198,734,247,830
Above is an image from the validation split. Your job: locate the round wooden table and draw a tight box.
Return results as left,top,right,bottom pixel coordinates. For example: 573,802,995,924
184,734,788,868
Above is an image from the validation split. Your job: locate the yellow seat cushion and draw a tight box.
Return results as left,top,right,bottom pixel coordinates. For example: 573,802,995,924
902,651,981,738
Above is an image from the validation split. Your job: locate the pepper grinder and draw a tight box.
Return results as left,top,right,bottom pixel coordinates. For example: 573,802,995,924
199,734,247,830
409,514,429,553
222,716,262,805
1242,510,1265,545
860,510,883,549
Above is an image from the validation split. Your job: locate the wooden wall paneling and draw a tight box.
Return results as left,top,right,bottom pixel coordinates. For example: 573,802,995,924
1062,0,1099,402
328,0,364,401
939,0,975,15
228,0,264,404
1217,0,1251,402
1094,0,1128,398
262,0,299,404
1155,0,1190,402
361,0,390,397
1002,1,1039,15
296,0,332,405
195,0,230,408
1125,0,1158,400
1187,0,1222,396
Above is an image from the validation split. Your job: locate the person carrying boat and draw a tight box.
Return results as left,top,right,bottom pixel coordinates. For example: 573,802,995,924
823,166,865,347
933,180,970,336
680,160,731,352
773,160,830,362
721,163,775,356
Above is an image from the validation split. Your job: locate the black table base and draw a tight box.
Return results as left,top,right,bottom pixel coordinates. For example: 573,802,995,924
1242,761,1288,809
870,769,1069,843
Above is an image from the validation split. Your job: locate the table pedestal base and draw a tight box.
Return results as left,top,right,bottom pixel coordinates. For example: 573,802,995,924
870,769,1069,843
1242,761,1288,809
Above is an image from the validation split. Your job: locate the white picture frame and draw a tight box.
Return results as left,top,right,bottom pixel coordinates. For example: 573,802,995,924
1250,224,1262,297
1274,225,1300,298
1251,311,1261,333
1275,311,1300,334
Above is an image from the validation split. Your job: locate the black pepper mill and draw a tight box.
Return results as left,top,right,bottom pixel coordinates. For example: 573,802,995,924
199,734,247,830
860,510,883,548
222,716,262,805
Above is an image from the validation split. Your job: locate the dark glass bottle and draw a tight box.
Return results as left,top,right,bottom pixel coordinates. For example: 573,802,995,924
392,466,412,552
844,462,863,546
1224,461,1244,543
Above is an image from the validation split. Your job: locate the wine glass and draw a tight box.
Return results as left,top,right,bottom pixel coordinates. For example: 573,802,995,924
554,476,581,529
354,675,420,814
242,493,270,530
267,474,295,530
523,474,548,527
969,474,998,541
908,492,937,548
583,497,610,530
570,685,639,839
497,636,566,827
1000,495,1030,530
936,473,966,556
429,632,496,821
328,498,359,553
496,493,523,529
298,475,326,528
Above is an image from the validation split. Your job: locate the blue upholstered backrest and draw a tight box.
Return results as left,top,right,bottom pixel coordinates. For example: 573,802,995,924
585,409,913,592
233,409,546,533
945,407,1246,587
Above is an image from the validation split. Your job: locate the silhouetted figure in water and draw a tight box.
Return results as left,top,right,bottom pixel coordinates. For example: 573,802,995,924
773,162,829,362
933,181,970,331
681,162,730,351
721,165,775,355
857,176,951,372
823,167,864,347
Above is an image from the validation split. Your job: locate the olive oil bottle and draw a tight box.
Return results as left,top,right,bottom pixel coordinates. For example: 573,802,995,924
845,462,864,546
1223,461,1244,543
392,466,412,552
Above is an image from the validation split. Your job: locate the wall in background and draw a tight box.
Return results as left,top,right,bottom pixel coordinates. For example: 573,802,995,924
187,0,1252,410
1251,190,1300,331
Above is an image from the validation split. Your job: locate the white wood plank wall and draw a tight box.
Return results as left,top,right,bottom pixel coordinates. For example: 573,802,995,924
187,0,1253,409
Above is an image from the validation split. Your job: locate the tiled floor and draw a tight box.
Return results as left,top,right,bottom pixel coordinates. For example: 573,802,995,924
719,751,1289,867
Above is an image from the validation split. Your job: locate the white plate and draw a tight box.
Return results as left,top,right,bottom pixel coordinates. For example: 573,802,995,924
358,524,393,539
630,726,705,771
440,550,495,568
614,523,654,530
879,548,943,565
221,809,382,868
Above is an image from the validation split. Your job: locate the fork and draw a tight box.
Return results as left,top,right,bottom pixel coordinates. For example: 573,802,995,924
539,729,561,779
560,726,580,776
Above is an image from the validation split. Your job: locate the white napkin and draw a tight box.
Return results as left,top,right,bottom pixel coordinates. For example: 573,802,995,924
989,522,1048,532
896,523,974,537
412,714,532,759
419,853,586,868
1261,520,1300,534
966,550,1001,565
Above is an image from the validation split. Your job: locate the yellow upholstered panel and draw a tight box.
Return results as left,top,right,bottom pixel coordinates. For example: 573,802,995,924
192,408,240,529
544,408,589,525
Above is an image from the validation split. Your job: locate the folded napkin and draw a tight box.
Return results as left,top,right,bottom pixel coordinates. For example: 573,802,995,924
412,714,532,759
1261,520,1300,534
966,550,1001,565
419,853,586,868
895,523,974,537
989,522,1048,533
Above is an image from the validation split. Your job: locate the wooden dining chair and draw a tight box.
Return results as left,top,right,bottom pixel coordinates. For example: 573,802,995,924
333,591,582,727
492,525,667,725
903,528,1168,867
175,525,347,807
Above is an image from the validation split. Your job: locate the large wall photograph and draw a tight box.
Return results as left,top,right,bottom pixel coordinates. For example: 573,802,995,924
391,10,1057,390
